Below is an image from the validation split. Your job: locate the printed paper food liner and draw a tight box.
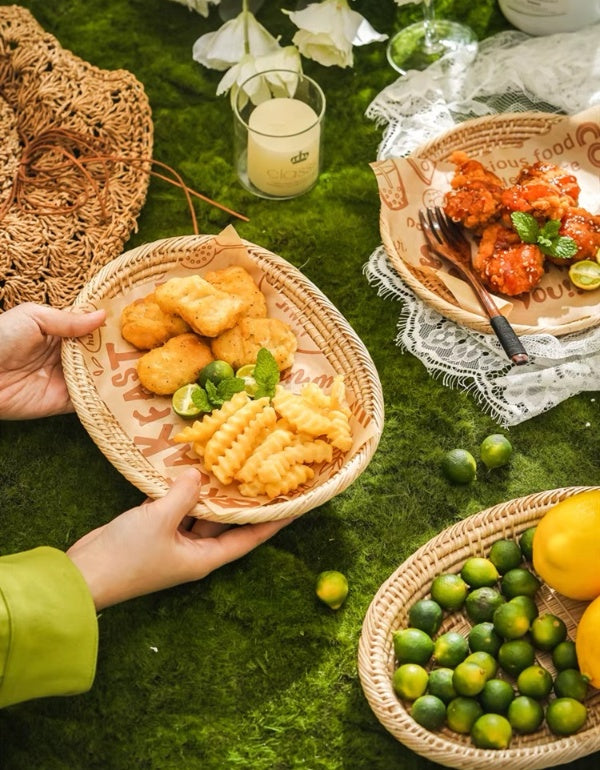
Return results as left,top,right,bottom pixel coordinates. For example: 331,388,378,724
371,106,600,333
74,225,378,516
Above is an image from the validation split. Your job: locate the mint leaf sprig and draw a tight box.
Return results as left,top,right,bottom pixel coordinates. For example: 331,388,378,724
191,377,245,413
250,347,280,400
511,212,578,260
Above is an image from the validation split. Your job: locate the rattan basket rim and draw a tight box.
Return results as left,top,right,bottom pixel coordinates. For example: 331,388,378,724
62,233,384,524
358,486,600,770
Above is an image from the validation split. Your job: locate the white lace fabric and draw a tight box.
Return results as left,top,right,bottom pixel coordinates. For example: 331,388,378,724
365,27,600,426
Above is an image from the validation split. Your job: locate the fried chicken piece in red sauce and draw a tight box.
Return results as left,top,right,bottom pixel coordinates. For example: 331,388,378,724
550,206,600,265
473,223,546,296
443,150,504,231
501,161,580,223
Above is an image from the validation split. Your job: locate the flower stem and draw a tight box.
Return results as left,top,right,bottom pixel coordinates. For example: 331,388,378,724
242,0,249,56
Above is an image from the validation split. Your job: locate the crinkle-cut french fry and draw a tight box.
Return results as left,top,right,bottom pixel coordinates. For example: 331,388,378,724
272,386,331,436
264,463,315,499
210,404,277,485
204,396,271,471
236,427,296,484
257,438,333,485
173,390,250,453
301,382,331,410
329,375,352,417
238,479,266,499
326,409,353,452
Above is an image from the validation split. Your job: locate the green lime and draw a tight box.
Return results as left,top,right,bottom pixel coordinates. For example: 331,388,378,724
553,669,589,701
441,448,477,484
410,694,446,731
427,667,457,703
479,678,515,714
468,622,502,657
433,630,469,668
171,383,206,418
446,697,483,734
530,613,567,651
552,640,579,672
430,574,469,611
498,639,536,677
517,665,553,700
235,363,259,396
488,538,523,574
464,651,498,680
393,627,434,666
452,661,488,697
546,697,587,736
198,359,234,387
493,601,531,639
392,663,429,701
519,527,536,561
315,571,348,610
480,434,513,469
461,557,499,588
569,259,600,291
465,587,505,623
408,599,443,637
500,568,541,599
507,695,544,734
508,595,539,623
471,713,512,750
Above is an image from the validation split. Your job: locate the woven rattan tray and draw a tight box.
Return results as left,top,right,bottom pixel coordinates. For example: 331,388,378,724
381,111,600,337
62,233,384,524
358,487,600,770
0,6,152,310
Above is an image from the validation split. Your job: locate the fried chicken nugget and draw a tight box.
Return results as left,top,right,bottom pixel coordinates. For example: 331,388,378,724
137,333,214,395
154,275,246,338
204,266,268,320
210,317,297,372
120,292,190,350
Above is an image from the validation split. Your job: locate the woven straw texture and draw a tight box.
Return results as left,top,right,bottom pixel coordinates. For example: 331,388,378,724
384,112,596,337
61,234,384,524
0,5,152,311
358,487,600,770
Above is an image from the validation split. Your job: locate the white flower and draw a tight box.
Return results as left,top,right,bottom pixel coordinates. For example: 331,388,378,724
168,0,220,17
192,10,280,71
284,0,387,68
219,46,302,107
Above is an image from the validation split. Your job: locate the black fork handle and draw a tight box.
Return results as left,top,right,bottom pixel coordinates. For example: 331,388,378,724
490,315,529,365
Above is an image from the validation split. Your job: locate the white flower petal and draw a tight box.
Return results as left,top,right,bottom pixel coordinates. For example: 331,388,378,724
353,17,388,46
193,11,279,71
293,29,353,68
167,0,221,17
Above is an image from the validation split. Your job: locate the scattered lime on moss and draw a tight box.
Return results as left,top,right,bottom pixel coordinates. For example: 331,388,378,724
393,628,434,666
530,613,567,651
500,567,541,599
480,434,513,469
392,663,429,701
468,622,502,657
507,695,544,734
569,259,600,291
427,667,457,703
171,383,205,418
446,697,483,734
493,601,530,639
461,557,499,588
546,697,587,735
315,570,348,609
410,694,446,730
552,640,579,672
465,587,505,623
480,678,515,714
433,630,469,668
235,363,259,396
408,599,443,636
430,573,469,611
517,665,553,700
489,539,522,574
519,527,536,561
441,448,477,484
452,661,488,697
471,713,512,750
198,359,234,387
498,639,536,676
465,651,498,680
509,595,539,623
554,669,589,701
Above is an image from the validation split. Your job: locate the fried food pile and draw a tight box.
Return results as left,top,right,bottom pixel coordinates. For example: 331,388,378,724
444,151,600,296
120,266,297,395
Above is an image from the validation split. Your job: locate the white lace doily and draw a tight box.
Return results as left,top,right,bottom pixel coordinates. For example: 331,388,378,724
365,27,600,426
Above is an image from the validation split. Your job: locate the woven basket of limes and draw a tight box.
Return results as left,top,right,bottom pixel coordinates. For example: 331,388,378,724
358,487,600,770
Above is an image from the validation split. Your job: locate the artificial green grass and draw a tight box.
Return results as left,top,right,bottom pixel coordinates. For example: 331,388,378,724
0,1,599,768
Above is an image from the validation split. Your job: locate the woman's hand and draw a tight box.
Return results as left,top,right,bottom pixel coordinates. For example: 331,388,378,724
0,302,106,420
67,468,292,609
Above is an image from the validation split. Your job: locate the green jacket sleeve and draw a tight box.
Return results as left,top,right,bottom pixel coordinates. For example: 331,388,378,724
0,546,98,708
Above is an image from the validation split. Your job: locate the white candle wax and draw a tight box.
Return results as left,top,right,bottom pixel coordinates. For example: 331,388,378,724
247,97,321,197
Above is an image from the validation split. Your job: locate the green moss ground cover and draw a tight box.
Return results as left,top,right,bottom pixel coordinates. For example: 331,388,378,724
0,1,598,768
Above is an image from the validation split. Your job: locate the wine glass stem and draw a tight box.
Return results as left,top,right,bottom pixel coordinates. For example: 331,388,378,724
422,0,443,54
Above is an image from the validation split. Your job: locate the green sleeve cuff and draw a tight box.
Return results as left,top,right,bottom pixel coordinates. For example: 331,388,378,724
0,546,98,708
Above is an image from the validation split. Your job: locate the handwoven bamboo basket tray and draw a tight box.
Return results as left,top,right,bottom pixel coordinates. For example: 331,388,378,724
62,234,384,524
358,487,600,770
382,111,598,338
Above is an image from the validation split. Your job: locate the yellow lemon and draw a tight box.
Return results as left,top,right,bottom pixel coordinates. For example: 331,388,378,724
533,489,600,600
575,594,600,687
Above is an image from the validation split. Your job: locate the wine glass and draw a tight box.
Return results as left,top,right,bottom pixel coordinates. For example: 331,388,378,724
387,0,478,75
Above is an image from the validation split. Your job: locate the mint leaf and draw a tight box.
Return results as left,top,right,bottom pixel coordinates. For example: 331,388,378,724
205,379,223,408
511,211,578,261
511,212,539,243
191,386,212,413
552,236,579,260
540,219,561,239
217,377,245,401
253,348,280,399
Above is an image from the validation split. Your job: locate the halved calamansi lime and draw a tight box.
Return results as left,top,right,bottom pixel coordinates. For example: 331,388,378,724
568,260,600,290
172,383,205,418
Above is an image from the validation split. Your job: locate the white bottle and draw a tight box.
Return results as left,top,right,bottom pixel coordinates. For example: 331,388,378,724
499,0,600,35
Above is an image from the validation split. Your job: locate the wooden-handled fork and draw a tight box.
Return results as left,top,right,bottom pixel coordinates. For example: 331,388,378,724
419,207,529,366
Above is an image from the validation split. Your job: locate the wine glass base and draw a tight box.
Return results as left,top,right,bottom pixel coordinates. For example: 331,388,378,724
387,19,478,75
